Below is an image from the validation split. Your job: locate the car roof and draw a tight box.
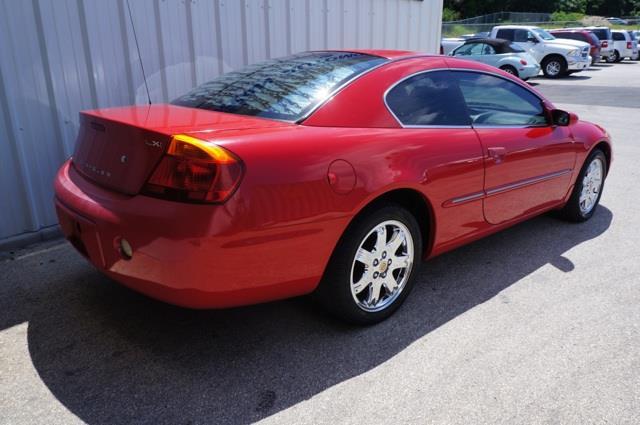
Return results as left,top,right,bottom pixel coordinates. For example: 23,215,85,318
493,25,539,30
325,49,422,60
551,29,589,33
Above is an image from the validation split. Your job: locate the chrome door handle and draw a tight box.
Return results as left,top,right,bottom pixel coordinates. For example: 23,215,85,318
487,147,506,164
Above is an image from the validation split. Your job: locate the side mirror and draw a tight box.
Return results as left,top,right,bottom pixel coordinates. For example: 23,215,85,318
551,109,578,126
527,37,539,43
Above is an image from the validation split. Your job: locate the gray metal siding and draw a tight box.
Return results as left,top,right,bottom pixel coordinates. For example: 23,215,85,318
0,0,443,245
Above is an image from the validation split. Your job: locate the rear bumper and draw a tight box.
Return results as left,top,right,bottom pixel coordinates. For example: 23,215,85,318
54,160,330,308
519,63,541,79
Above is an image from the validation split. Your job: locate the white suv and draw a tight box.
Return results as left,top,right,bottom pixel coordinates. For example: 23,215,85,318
490,26,591,78
609,30,639,62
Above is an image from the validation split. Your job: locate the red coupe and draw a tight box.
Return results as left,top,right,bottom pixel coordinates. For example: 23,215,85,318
54,50,611,324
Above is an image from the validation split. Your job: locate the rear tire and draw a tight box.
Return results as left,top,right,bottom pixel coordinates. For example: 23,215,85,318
542,55,567,78
606,50,620,63
560,149,607,222
313,204,422,325
500,65,518,78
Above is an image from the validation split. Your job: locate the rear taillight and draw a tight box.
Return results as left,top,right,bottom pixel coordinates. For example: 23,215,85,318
520,59,528,65
142,134,243,203
601,41,608,48
627,41,633,49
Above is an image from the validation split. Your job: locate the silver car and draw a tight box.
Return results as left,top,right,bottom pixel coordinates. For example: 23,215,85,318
450,38,540,80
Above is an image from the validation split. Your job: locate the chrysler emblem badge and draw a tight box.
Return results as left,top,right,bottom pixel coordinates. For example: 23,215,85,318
120,155,127,164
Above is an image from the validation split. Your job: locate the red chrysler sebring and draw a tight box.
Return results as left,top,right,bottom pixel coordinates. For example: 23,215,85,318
54,50,611,324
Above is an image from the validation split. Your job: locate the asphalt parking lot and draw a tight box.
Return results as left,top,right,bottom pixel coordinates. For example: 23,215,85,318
1,62,639,425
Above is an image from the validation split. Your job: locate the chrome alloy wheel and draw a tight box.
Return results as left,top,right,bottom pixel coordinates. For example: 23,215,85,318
546,60,561,76
350,220,414,312
579,157,604,215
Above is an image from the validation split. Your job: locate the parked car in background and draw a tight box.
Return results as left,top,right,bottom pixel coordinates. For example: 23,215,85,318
441,37,465,55
609,30,638,62
578,27,614,60
606,17,629,25
550,29,602,64
440,33,491,55
52,50,612,324
628,31,640,60
490,25,591,78
450,38,540,80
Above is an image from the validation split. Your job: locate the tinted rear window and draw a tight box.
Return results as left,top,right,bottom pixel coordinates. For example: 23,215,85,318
496,29,515,41
591,29,610,40
172,52,387,121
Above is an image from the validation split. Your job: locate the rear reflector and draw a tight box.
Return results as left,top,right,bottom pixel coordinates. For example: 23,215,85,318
142,134,243,203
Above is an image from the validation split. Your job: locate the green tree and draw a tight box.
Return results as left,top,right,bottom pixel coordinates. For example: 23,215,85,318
557,0,587,13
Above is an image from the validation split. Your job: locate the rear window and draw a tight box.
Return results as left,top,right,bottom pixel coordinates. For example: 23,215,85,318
496,29,515,41
591,29,611,40
613,32,626,41
629,31,637,41
172,52,387,122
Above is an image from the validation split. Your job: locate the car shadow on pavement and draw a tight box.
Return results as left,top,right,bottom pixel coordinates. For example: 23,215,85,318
0,206,613,424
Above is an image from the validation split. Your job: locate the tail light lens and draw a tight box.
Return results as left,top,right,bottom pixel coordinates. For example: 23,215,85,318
601,41,608,48
627,41,633,49
142,134,243,203
520,59,528,65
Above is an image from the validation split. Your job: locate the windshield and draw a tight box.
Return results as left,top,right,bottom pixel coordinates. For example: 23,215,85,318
532,28,555,41
172,52,387,122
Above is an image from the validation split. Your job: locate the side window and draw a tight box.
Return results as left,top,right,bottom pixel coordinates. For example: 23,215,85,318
453,43,481,56
613,32,625,41
481,44,496,55
454,71,548,127
514,30,530,42
386,71,471,126
496,29,515,41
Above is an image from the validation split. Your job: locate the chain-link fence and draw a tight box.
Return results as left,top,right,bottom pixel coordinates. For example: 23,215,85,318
443,12,640,38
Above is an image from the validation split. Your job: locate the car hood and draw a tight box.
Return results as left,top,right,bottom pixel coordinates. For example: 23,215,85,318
548,39,590,49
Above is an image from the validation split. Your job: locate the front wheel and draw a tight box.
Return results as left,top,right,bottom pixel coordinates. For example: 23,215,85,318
542,56,567,78
314,204,422,325
560,150,607,222
606,50,619,63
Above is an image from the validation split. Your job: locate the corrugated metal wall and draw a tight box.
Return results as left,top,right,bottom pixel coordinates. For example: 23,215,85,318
0,0,443,247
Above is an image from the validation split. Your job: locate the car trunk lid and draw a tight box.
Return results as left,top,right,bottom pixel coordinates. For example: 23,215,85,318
72,104,291,195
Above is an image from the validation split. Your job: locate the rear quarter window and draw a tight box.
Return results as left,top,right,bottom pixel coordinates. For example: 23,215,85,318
386,71,471,127
496,29,515,41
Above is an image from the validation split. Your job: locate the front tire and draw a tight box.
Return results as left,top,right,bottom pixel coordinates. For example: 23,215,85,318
314,204,422,325
560,149,607,222
542,55,567,78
